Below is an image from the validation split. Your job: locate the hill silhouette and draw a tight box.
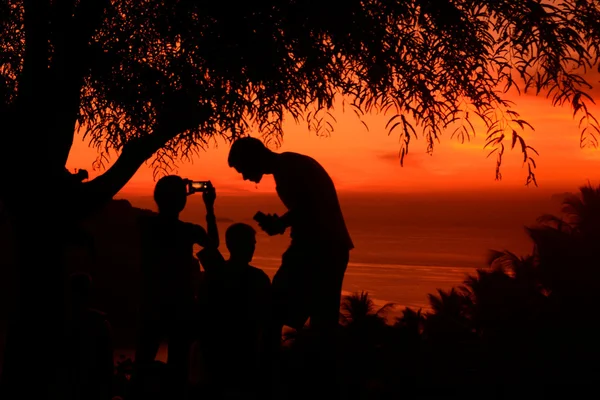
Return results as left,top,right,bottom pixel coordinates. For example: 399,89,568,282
0,199,164,350
73,199,155,348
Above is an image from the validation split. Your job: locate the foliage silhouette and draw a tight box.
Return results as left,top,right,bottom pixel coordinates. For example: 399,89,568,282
1,1,600,396
275,184,600,398
101,182,600,398
340,291,395,328
1,1,599,190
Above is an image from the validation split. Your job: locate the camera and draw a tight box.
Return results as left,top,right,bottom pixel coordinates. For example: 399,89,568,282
187,180,211,194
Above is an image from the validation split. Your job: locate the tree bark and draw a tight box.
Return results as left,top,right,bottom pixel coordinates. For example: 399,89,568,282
0,123,183,398
0,182,69,399
0,2,194,396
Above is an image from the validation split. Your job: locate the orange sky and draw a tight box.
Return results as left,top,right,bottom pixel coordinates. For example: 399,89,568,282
67,90,600,197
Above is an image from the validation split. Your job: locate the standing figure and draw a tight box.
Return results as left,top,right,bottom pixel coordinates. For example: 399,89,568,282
228,137,353,394
133,175,217,399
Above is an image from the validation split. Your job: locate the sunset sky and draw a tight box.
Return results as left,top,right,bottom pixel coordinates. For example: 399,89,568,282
66,89,600,197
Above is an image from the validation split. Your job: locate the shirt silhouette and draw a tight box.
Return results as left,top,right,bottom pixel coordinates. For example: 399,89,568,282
273,151,354,250
139,216,205,309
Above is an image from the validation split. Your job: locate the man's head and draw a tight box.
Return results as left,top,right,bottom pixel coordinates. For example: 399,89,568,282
225,223,256,264
227,137,272,183
154,175,187,215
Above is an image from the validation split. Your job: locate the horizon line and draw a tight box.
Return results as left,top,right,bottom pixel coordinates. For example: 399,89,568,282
116,184,586,198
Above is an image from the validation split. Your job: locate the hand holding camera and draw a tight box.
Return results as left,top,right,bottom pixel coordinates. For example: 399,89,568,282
254,211,286,236
201,181,216,209
185,179,216,209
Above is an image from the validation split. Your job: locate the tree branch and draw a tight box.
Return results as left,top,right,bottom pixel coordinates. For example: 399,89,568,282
77,127,181,214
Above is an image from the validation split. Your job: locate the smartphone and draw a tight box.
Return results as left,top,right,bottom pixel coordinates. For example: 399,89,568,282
187,180,210,194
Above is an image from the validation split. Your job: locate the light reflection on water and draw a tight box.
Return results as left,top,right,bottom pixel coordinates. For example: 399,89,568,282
252,256,478,312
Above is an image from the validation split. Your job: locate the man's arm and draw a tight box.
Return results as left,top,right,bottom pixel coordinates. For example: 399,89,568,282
203,183,219,248
278,211,293,228
196,247,226,273
205,206,219,248
190,224,209,247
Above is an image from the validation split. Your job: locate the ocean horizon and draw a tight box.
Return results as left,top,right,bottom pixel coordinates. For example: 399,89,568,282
121,190,560,314
109,189,565,363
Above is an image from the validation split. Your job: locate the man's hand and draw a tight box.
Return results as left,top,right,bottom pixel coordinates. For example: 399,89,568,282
257,213,286,236
202,181,216,210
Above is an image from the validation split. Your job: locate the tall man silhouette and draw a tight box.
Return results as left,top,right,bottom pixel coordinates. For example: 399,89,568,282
228,137,353,391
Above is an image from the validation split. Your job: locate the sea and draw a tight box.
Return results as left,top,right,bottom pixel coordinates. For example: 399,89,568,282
124,189,564,313
110,189,567,362
0,187,577,367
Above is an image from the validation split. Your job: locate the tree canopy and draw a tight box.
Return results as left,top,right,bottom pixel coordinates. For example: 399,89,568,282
1,0,599,193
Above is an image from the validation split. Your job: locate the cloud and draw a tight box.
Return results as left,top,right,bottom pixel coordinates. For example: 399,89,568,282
377,152,401,162
550,192,574,202
376,150,425,168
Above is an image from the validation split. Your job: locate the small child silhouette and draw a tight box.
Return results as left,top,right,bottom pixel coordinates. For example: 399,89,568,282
198,223,271,397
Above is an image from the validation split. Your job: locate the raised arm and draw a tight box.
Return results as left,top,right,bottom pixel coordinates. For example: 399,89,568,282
202,182,219,249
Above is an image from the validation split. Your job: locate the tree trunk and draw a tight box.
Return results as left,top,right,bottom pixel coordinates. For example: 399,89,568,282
0,130,180,398
0,186,70,399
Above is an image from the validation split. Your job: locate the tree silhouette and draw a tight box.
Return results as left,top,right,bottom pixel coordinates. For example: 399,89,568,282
1,1,600,395
278,183,600,394
340,291,395,328
337,292,393,397
393,307,424,339
527,184,600,317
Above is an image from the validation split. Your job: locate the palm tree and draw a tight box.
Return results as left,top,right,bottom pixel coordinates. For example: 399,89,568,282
486,250,536,281
558,184,600,238
391,307,425,364
340,291,395,329
394,307,424,337
518,184,600,385
336,292,395,396
338,291,395,362
527,183,600,312
481,250,549,323
423,288,474,345
426,288,469,319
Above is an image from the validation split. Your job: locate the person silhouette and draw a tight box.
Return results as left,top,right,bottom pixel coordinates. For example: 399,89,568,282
227,137,353,393
64,272,113,400
133,175,217,400
197,223,271,398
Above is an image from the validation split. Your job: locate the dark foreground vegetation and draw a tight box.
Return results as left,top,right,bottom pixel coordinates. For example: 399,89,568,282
105,184,600,399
